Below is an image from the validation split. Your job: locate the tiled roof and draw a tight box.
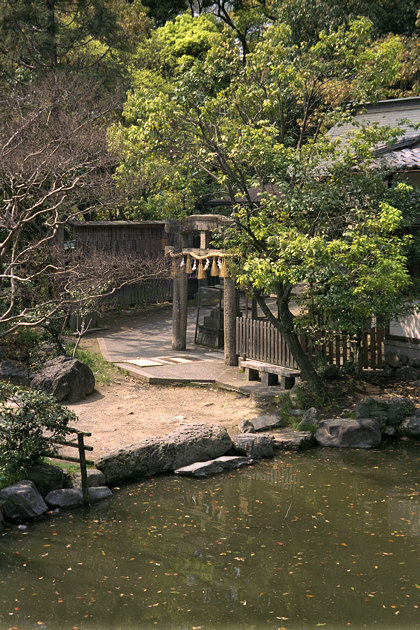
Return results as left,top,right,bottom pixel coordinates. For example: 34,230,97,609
327,97,420,169
377,145,420,170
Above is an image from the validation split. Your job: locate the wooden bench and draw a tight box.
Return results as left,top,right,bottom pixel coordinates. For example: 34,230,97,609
239,358,300,389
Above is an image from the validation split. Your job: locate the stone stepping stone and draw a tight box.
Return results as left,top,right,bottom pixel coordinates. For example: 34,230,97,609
239,414,282,433
271,429,315,450
175,456,253,478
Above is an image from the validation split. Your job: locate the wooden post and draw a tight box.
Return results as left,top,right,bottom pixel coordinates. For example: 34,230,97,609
77,432,90,506
224,276,238,366
172,266,188,350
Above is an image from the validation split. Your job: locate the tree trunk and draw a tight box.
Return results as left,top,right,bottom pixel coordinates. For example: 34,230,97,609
255,291,325,394
354,331,364,378
46,0,58,67
223,276,238,366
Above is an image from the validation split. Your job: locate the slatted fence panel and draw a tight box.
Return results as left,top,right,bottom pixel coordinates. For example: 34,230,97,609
236,317,385,370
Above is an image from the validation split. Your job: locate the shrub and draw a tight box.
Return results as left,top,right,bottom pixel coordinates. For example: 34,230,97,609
0,385,77,479
289,381,324,409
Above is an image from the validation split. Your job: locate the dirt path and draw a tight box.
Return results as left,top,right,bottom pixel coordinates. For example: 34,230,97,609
65,373,266,459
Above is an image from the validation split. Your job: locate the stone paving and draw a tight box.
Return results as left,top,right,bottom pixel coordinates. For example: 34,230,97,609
96,305,287,398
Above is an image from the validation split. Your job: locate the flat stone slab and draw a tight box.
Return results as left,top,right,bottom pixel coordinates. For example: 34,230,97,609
175,461,224,477
271,429,315,450
244,414,283,432
175,456,253,477
215,456,254,469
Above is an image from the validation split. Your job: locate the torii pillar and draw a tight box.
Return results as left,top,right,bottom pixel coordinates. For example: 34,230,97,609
172,266,188,351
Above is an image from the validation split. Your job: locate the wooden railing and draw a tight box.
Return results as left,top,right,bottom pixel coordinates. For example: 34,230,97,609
236,317,385,370
48,428,94,506
236,317,299,369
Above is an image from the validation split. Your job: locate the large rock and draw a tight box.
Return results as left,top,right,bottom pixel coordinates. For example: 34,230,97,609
71,469,106,488
317,364,339,379
0,505,5,531
25,463,68,496
271,429,315,450
395,366,420,381
0,480,48,522
355,397,415,428
400,416,420,439
45,486,112,509
95,423,233,484
31,356,95,402
315,418,381,449
232,433,274,458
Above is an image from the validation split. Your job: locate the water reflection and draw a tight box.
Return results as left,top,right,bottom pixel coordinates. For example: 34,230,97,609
0,444,419,629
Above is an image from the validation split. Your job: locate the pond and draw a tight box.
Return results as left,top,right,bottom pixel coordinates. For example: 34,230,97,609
1,444,419,630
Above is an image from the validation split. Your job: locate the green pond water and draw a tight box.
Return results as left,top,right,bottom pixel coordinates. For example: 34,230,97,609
1,444,419,630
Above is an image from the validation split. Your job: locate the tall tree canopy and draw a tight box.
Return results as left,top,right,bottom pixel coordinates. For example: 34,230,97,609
0,0,150,80
111,17,417,388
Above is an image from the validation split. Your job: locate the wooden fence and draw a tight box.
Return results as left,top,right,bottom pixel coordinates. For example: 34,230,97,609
236,317,385,370
106,278,173,308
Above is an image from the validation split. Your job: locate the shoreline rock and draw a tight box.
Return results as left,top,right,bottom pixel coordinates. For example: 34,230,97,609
315,418,381,449
96,423,233,484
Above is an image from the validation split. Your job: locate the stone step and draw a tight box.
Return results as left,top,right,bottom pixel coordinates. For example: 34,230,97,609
271,429,315,450
239,414,282,433
174,455,254,478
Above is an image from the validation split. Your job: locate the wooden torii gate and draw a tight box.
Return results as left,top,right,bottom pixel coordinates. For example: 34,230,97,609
166,215,238,366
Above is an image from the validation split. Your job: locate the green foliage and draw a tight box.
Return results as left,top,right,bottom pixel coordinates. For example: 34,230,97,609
0,386,77,478
110,13,226,218
289,382,324,409
65,343,115,385
0,0,128,75
0,325,64,368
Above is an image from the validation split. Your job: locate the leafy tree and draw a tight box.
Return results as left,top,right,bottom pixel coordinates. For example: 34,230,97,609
109,13,224,219
113,18,417,389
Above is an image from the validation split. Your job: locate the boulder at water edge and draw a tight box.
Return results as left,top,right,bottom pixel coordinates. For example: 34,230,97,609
232,433,274,458
25,463,69,496
0,480,47,522
45,487,112,509
31,355,95,402
355,397,415,428
95,423,233,484
315,418,381,448
400,415,420,439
